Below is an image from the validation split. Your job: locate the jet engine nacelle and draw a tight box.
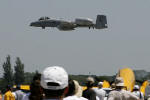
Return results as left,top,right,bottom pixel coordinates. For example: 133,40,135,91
57,22,76,31
75,18,94,26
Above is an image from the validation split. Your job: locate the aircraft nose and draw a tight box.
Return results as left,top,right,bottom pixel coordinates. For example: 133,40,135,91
30,22,34,26
30,21,37,26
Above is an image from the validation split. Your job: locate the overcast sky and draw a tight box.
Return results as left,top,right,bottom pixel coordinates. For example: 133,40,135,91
0,0,150,76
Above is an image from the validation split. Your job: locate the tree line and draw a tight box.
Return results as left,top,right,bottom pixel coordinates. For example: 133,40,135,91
0,55,37,90
1,55,150,90
0,55,116,89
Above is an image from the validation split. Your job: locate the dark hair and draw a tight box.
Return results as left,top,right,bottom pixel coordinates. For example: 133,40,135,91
65,80,75,97
33,73,41,81
86,82,94,88
29,80,43,100
133,88,139,91
44,88,66,97
16,85,21,90
6,85,12,90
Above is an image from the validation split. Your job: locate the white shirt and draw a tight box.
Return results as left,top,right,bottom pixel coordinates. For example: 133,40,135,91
64,96,88,100
132,91,144,100
12,92,16,99
108,89,139,100
43,99,59,100
14,90,25,100
94,88,106,100
22,92,30,100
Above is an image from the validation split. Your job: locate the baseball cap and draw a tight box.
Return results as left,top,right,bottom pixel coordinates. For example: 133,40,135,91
98,82,103,86
86,77,95,83
115,77,124,86
41,66,68,90
134,85,139,90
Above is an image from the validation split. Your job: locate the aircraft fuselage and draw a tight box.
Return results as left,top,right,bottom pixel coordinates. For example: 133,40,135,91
30,15,108,30
30,20,61,28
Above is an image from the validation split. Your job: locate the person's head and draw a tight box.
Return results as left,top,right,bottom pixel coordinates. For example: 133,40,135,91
16,85,21,90
98,82,103,88
29,80,43,100
6,85,12,91
65,79,75,97
111,83,116,90
65,80,83,97
33,73,41,82
148,80,150,86
29,73,43,100
86,77,95,88
40,66,68,98
115,77,124,89
133,85,140,91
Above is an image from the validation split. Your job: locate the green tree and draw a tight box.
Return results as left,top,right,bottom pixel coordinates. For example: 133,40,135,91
14,57,25,85
23,72,35,84
2,55,14,86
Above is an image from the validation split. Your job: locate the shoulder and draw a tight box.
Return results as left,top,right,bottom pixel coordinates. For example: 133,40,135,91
4,92,9,96
98,89,106,93
22,93,30,100
84,89,95,93
79,97,88,100
5,91,12,96
12,92,16,98
64,96,81,100
122,90,139,100
109,90,118,94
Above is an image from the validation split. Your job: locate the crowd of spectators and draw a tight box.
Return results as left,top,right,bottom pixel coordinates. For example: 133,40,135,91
1,66,150,100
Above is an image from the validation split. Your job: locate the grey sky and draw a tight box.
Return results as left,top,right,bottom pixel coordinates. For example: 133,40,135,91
0,0,150,76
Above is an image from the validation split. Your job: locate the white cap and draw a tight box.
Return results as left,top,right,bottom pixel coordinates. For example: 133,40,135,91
115,77,124,86
98,82,103,86
86,77,95,84
134,85,139,90
41,66,68,90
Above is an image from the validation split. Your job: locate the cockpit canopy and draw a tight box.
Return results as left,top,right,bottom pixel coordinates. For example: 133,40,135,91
38,17,50,21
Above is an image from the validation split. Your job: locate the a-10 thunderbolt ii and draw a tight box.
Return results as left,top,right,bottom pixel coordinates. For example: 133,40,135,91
30,15,107,31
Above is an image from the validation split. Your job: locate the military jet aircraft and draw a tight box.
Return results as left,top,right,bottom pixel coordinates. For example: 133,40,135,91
30,15,108,31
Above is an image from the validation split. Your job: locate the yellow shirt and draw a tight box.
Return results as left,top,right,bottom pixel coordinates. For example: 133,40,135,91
0,94,2,100
4,91,15,100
